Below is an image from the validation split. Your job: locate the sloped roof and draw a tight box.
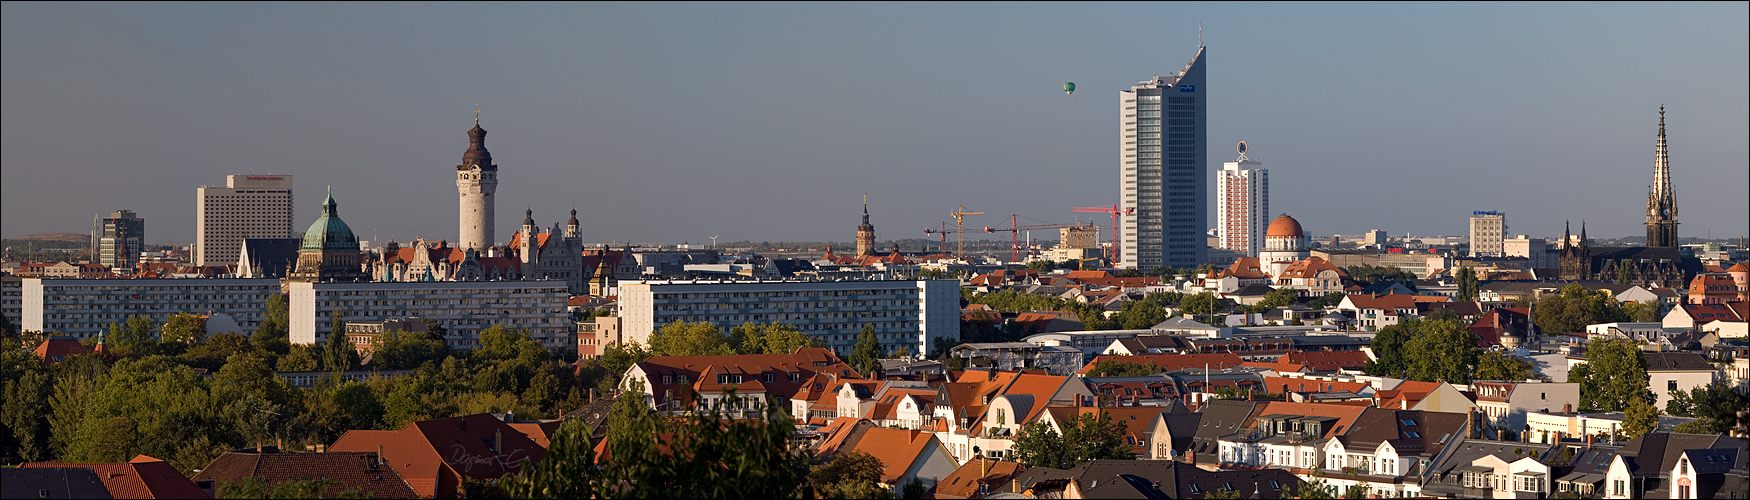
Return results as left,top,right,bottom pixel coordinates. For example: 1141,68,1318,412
927,459,1025,499
1250,401,1371,440
1218,257,1270,280
32,338,91,365
19,455,207,499
329,414,545,497
850,428,943,483
192,449,418,499
1,468,113,499
1263,376,1369,395
1268,351,1370,373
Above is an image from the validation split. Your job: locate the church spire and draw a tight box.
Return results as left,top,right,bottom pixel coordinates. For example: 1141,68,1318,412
1646,105,1678,247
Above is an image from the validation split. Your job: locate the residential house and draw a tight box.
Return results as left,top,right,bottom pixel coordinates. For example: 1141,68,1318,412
1002,459,1304,499
1602,431,1748,499
1339,294,1449,330
1145,408,1204,461
1471,380,1581,438
31,337,93,365
843,427,960,492
1077,353,1245,375
1372,380,1478,414
1190,400,1266,467
18,455,208,499
1274,256,1349,297
328,414,545,498
0,468,113,499
1421,439,1557,499
1101,335,1193,356
1664,302,1747,330
193,447,418,499
925,458,1025,499
620,348,860,415
1643,352,1716,410
1312,408,1470,498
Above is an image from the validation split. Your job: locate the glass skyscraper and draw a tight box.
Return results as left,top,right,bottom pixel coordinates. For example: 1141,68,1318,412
1120,45,1206,269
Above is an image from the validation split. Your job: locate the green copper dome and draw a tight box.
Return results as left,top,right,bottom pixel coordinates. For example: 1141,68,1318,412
301,187,359,252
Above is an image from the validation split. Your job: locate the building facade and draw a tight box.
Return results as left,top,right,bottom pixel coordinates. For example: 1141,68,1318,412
21,278,280,338
1469,211,1507,257
456,121,499,251
1119,45,1206,269
196,175,294,266
288,280,571,350
1217,146,1267,257
1260,214,1311,278
286,190,367,283
617,279,961,358
97,210,146,274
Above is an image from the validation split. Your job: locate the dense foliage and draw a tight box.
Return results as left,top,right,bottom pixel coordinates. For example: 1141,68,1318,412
1667,383,1750,436
1364,315,1482,383
1565,339,1652,412
1008,411,1133,469
1344,264,1415,283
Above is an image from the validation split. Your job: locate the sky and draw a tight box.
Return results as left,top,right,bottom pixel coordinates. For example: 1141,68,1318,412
4,2,1747,247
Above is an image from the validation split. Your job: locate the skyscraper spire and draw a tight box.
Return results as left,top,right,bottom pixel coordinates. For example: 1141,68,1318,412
1646,106,1679,247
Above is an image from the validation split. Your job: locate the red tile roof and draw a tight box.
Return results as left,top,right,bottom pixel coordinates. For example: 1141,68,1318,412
191,450,418,499
848,428,942,483
329,414,545,498
1263,376,1370,395
1263,351,1370,373
21,455,208,499
928,459,1025,499
1218,257,1270,280
32,338,92,365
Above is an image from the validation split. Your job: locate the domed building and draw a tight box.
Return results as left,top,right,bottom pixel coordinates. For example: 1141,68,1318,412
288,188,368,283
1260,214,1310,277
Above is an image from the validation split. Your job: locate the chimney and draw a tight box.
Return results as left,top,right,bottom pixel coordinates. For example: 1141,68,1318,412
256,442,262,453
1586,434,1593,448
494,429,504,453
277,438,283,451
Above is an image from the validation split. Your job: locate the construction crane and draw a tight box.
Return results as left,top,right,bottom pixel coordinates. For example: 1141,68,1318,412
923,221,965,254
1073,205,1133,264
948,206,984,260
983,214,1107,263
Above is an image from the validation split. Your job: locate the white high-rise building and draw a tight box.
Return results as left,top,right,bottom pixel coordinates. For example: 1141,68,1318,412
196,175,294,266
1217,143,1267,257
1470,211,1507,257
1119,45,1207,269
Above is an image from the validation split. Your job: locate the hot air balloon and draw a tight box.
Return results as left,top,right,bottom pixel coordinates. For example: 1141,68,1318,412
1063,82,1076,96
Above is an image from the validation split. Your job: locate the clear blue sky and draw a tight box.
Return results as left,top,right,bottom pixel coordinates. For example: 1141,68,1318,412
4,2,1746,246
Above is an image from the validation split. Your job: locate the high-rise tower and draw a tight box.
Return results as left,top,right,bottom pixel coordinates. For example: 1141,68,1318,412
856,194,876,256
1646,106,1678,248
196,174,294,266
457,118,499,251
1120,45,1206,269
1217,142,1266,257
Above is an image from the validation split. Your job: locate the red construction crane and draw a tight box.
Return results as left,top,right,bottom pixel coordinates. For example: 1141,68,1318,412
923,221,964,255
983,214,1106,262
1072,205,1132,264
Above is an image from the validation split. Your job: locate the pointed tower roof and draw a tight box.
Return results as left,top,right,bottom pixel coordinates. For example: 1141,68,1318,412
461,119,495,169
858,193,874,232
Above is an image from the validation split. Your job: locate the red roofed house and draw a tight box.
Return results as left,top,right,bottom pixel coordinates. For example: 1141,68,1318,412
926,458,1026,499
1371,380,1476,413
1339,293,1450,330
192,447,418,499
1037,407,1165,458
328,413,546,499
1663,302,1748,329
20,455,209,499
620,348,859,415
32,337,92,365
1257,351,1370,374
843,427,959,491
1274,256,1350,297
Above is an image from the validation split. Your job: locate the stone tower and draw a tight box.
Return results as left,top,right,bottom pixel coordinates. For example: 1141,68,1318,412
856,194,876,256
1645,106,1678,248
457,119,499,251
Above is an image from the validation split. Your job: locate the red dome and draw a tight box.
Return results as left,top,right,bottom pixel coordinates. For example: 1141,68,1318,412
1267,215,1304,238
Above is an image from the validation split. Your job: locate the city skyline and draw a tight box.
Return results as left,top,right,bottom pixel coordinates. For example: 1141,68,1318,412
3,3,1747,247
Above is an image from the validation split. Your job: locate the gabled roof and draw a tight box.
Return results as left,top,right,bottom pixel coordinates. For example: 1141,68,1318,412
0,468,113,499
849,428,944,483
19,455,207,499
1265,351,1370,373
329,414,546,497
1250,401,1371,440
1218,257,1271,280
192,449,418,499
1262,376,1369,395
1642,352,1714,372
927,459,1025,499
32,338,92,365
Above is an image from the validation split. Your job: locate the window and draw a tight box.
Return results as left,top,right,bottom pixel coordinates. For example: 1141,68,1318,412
1669,380,1679,391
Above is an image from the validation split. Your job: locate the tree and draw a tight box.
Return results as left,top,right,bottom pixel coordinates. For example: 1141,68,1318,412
252,294,290,351
1364,322,1411,378
1181,292,1218,321
601,387,807,498
2,349,53,461
1663,383,1750,436
424,321,449,342
1085,359,1160,377
1061,411,1134,466
1256,287,1299,311
809,450,891,499
371,329,451,370
1570,339,1651,411
503,419,600,499
115,315,158,355
1345,264,1414,283
1474,351,1535,382
1621,301,1661,323
322,310,359,372
218,477,371,499
649,321,733,356
1622,397,1659,440
1534,284,1632,334
1402,317,1482,383
1617,260,1636,284
1456,267,1480,302
1307,292,1348,309
1115,301,1167,330
600,342,653,375
160,313,208,349
731,322,822,355
180,333,258,372
277,344,321,372
901,477,927,500
850,325,881,378
1009,421,1067,468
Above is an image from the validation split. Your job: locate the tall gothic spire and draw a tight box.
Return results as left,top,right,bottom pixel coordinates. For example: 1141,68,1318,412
1646,106,1679,247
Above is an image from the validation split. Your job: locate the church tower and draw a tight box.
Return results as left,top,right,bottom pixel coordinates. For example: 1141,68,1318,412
856,194,876,256
1646,106,1678,247
457,115,499,251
